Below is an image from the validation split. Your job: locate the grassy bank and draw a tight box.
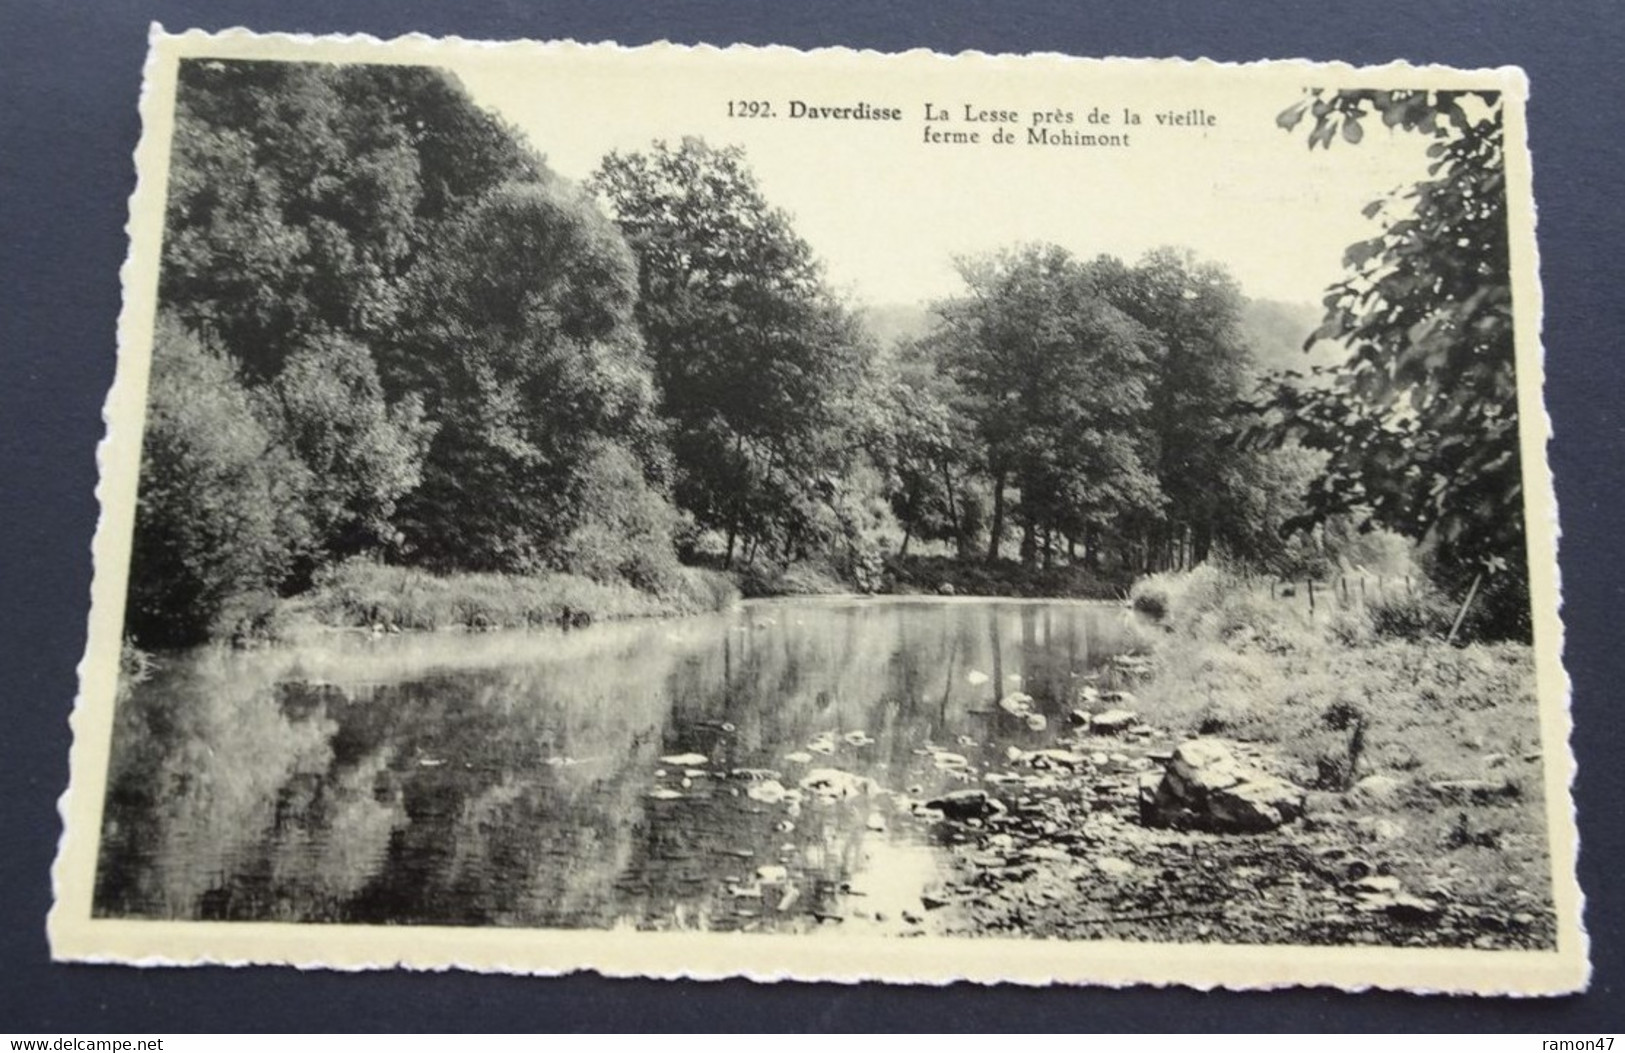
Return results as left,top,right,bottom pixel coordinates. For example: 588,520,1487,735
1126,566,1553,927
277,558,739,636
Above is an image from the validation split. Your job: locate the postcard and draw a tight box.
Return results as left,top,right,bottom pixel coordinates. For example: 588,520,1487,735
50,27,1584,993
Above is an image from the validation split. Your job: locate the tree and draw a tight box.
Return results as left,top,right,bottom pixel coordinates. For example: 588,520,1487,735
933,245,1163,566
391,179,668,573
591,139,873,568
160,60,539,381
1253,89,1524,635
872,344,980,558
1108,249,1257,568
260,334,436,565
127,315,313,646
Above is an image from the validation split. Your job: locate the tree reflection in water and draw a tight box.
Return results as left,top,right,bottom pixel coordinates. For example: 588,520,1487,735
95,598,1149,930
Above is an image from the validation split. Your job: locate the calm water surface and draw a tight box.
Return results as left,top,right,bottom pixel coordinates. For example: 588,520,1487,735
95,597,1151,933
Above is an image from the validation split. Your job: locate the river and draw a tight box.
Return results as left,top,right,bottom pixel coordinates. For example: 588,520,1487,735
93,597,1153,934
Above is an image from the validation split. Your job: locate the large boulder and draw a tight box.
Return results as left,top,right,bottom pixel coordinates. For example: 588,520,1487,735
1141,738,1305,833
1207,776,1306,832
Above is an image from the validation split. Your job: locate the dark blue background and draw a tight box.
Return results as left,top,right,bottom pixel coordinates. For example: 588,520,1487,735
3,0,1621,1032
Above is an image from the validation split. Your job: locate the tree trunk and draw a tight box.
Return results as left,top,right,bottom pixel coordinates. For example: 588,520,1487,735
724,522,738,569
986,470,1006,564
1020,516,1037,566
1193,522,1212,565
899,520,914,558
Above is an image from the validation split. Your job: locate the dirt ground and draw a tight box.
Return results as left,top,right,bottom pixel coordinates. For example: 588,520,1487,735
915,717,1557,949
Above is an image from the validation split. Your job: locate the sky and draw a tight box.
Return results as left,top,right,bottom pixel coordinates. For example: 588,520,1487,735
448,48,1436,310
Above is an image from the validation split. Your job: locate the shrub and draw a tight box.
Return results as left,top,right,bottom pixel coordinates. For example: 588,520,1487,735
260,334,435,563
1129,565,1229,628
735,559,846,599
885,554,1127,600
1130,579,1171,618
673,567,741,612
1367,589,1459,642
554,442,685,595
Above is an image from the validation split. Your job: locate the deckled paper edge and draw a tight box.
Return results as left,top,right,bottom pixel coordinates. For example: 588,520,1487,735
47,23,1588,997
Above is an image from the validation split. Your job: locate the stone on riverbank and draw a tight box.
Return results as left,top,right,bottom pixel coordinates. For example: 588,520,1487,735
1141,738,1305,833
1089,708,1140,735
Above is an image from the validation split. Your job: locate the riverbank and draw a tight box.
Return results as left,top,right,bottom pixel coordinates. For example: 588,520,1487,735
713,552,1129,601
265,559,739,640
884,554,1131,600
199,550,1125,647
925,566,1556,948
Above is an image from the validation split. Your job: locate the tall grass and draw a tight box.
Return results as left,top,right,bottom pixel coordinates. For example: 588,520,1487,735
294,558,738,634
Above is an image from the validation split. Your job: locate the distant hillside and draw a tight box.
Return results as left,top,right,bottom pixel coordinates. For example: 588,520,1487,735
1241,299,1346,379
861,302,937,352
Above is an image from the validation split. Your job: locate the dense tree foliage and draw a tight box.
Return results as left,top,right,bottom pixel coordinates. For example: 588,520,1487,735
161,60,539,379
910,246,1308,575
261,334,434,566
591,139,876,570
1248,89,1525,635
388,179,667,572
871,342,984,559
131,59,1510,646
131,60,681,644
933,246,1164,566
1108,249,1260,568
128,316,313,646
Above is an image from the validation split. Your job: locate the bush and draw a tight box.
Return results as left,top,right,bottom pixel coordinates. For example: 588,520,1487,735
1129,579,1171,618
554,442,685,595
1367,589,1459,642
1129,565,1227,626
673,567,742,612
735,559,847,599
260,334,435,563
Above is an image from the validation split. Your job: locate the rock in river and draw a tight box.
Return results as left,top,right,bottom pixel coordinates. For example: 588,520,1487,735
998,691,1035,716
924,788,1007,821
746,779,788,804
800,768,876,799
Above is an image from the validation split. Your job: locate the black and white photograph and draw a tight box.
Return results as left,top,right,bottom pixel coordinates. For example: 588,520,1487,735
48,30,1582,993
